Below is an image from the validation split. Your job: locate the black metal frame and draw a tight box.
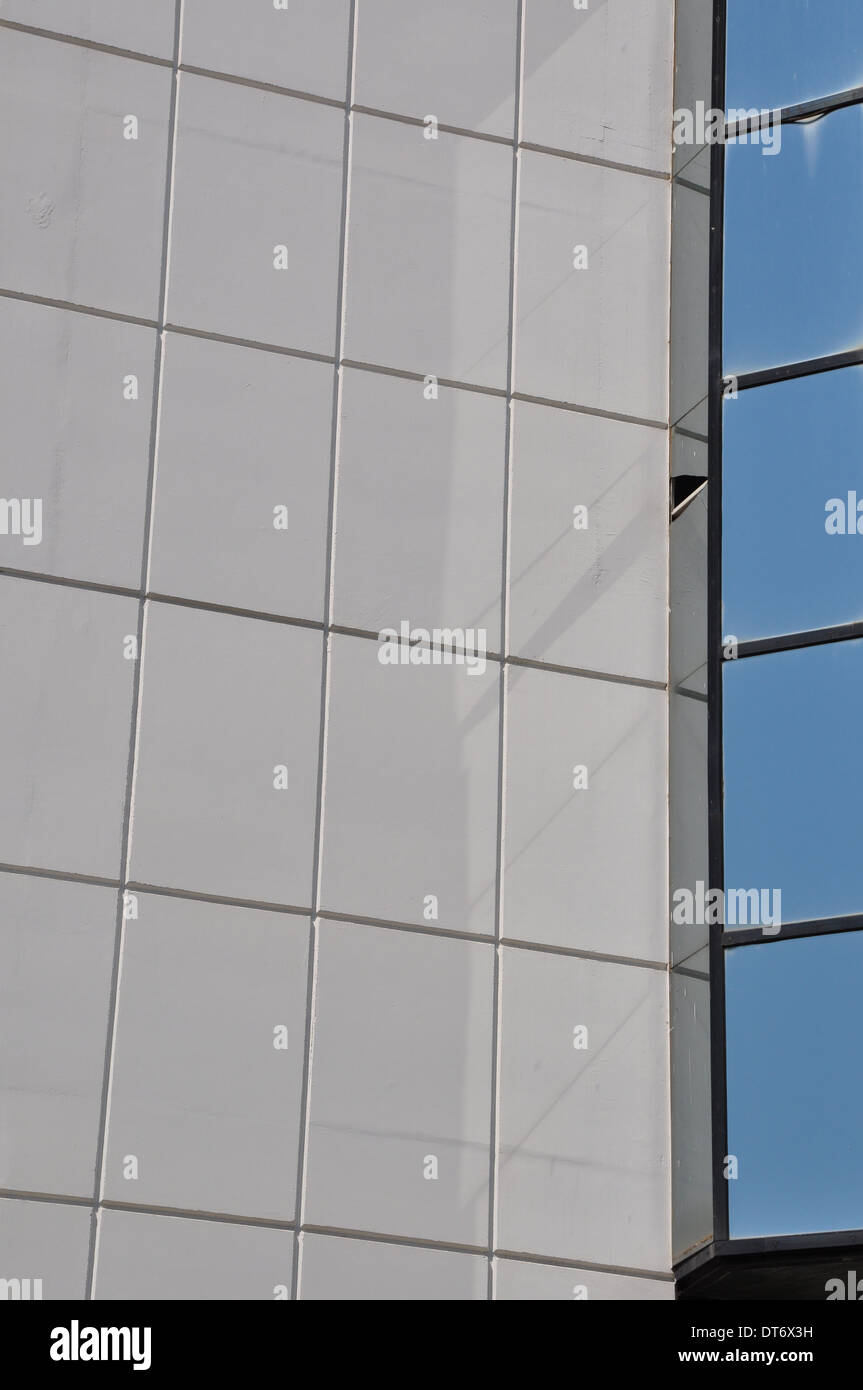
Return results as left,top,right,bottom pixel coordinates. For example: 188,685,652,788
723,912,863,950
726,82,863,136
734,621,863,659
730,347,863,394
707,0,730,1247
695,0,863,1285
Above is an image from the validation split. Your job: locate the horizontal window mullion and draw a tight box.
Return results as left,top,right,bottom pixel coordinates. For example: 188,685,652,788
730,621,863,660
728,83,863,135
726,348,863,395
723,914,863,948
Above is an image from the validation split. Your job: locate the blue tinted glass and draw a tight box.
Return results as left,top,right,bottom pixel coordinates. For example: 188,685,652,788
727,931,863,1237
724,106,863,376
727,0,863,114
724,640,863,925
723,368,863,640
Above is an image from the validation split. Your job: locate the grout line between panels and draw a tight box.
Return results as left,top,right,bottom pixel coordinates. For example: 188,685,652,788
97,1200,296,1231
0,1188,675,1283
0,862,121,890
506,653,666,690
0,565,668,691
164,321,334,362
519,139,671,181
84,0,184,1301
511,391,667,432
124,882,312,917
177,61,344,107
0,18,677,183
316,910,492,945
0,18,173,65
500,937,667,972
0,859,672,968
492,1248,675,1281
338,358,508,398
289,0,358,1304
352,103,512,146
300,1225,487,1259
0,285,158,327
0,280,670,428
487,0,525,1302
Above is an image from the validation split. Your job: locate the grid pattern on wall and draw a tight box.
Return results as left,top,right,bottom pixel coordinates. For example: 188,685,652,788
0,0,674,1300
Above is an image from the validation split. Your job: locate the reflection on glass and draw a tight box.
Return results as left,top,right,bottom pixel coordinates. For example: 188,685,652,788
727,0,863,115
723,367,863,640
724,640,863,925
724,106,863,375
727,931,863,1238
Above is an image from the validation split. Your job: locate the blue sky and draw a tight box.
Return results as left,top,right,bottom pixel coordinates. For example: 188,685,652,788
726,0,863,114
723,367,863,640
723,641,863,926
724,105,863,376
727,932,863,1237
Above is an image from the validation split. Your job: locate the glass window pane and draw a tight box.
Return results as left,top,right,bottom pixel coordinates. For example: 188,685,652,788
723,640,863,925
723,367,863,641
727,0,863,114
724,105,863,376
726,931,863,1238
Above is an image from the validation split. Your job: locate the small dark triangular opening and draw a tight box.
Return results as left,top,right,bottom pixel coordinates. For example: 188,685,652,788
671,474,707,519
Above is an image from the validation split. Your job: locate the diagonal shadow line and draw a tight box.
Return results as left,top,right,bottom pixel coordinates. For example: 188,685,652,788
488,989,662,1201
456,503,665,741
468,699,655,917
462,444,652,635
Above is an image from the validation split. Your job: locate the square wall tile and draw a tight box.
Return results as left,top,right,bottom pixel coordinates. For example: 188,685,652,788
94,1209,294,1299
300,1233,487,1300
305,921,493,1245
0,580,137,877
1,1,176,57
320,634,499,935
515,151,670,421
508,401,668,683
671,181,710,428
150,333,332,620
355,0,518,137
672,422,708,480
0,300,155,588
671,950,712,1261
0,30,171,318
0,873,116,1199
522,0,673,172
670,482,707,693
669,692,708,968
0,1197,90,1300
675,144,711,193
672,0,715,180
503,665,667,962
497,947,670,1270
167,75,344,353
130,604,322,905
181,0,351,100
103,894,308,1219
669,481,708,969
344,116,512,388
332,370,505,636
674,396,708,442
495,1258,673,1300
